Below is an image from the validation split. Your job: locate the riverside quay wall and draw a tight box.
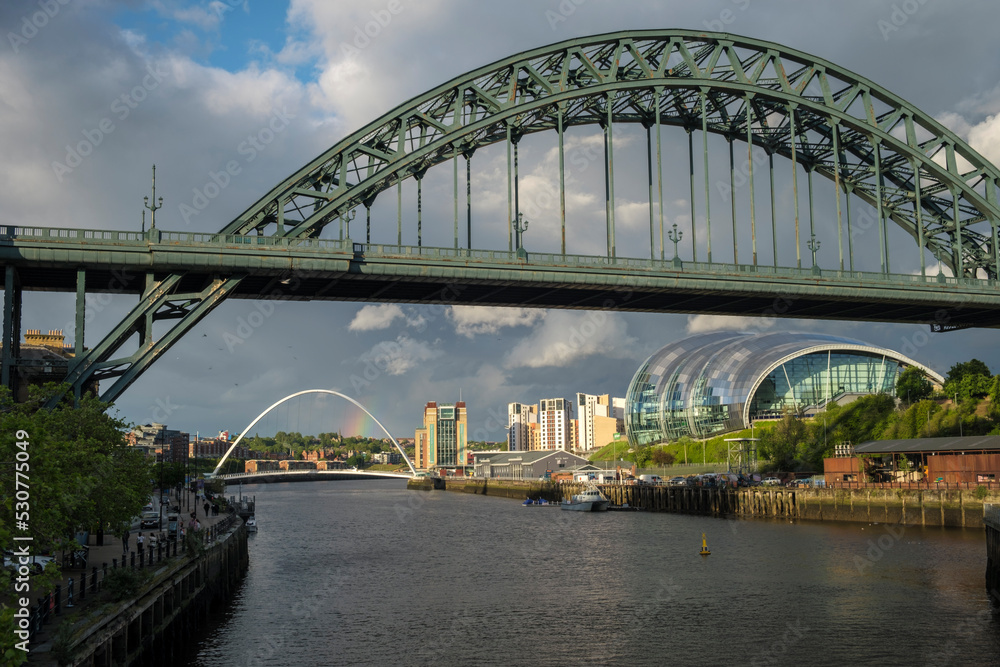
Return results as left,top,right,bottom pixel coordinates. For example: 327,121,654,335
409,478,1000,529
987,505,1000,605
50,519,248,666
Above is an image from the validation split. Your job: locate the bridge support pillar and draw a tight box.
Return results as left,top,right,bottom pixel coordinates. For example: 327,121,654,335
2,266,22,397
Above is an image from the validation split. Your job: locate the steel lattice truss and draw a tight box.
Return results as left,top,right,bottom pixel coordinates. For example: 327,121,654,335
229,29,1000,278
45,30,1000,405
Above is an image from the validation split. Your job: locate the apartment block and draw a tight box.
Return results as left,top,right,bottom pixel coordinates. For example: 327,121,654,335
539,398,572,450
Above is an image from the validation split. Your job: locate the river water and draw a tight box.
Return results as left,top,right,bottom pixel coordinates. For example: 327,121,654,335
185,480,999,666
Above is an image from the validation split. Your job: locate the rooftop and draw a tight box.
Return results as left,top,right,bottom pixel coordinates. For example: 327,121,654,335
855,436,1000,454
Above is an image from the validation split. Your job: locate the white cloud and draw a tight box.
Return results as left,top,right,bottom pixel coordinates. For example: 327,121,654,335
505,311,635,368
685,314,777,335
359,335,442,376
348,304,404,331
172,5,223,31
448,306,546,338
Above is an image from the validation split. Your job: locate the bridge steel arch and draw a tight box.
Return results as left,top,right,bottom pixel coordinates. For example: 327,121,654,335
228,29,1000,278
210,389,417,477
36,30,1000,404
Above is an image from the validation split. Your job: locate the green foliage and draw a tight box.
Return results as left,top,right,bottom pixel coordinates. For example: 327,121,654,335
953,373,992,401
896,366,933,402
102,567,151,602
946,358,991,385
651,448,675,466
757,413,804,470
247,432,394,459
975,486,989,500
50,619,77,666
1,606,28,666
0,384,154,558
630,446,654,468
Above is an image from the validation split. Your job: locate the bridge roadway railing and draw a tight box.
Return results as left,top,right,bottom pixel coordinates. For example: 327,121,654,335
2,225,998,292
218,469,412,481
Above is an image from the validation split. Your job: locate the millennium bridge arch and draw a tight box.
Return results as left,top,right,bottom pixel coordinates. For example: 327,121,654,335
3,30,1000,404
211,389,417,477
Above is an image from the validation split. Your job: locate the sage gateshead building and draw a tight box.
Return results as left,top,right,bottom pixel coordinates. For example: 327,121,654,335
624,331,944,447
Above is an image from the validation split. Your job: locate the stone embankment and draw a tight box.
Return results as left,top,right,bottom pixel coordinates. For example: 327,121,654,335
33,518,248,666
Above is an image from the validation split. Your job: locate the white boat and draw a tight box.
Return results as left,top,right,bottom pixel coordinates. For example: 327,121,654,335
245,516,258,533
560,485,610,512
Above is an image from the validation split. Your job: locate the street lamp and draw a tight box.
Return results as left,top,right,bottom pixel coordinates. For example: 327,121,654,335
955,393,963,437
342,208,357,241
807,234,821,275
668,222,683,268
143,164,163,233
158,452,164,530
513,213,529,260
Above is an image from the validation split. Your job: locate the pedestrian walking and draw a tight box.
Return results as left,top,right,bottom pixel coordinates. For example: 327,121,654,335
136,533,145,552
203,501,210,517
122,529,130,554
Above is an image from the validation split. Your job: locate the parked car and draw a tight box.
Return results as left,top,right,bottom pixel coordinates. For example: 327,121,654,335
638,474,662,485
668,476,687,486
762,477,781,486
3,550,54,577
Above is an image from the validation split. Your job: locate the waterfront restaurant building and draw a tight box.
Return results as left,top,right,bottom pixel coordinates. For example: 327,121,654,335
625,331,943,447
825,436,1000,486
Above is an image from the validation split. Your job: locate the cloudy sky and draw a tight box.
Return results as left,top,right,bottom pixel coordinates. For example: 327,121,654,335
4,0,1000,441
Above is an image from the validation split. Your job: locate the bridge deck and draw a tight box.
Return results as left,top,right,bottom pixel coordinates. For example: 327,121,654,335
3,227,1000,326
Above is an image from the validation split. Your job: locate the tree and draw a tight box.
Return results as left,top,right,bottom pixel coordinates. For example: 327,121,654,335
651,448,676,466
633,445,655,468
0,383,153,556
896,366,933,402
946,358,991,385
957,373,992,401
757,413,805,470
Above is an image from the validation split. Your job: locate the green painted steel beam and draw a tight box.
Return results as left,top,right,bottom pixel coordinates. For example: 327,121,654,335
223,30,1000,279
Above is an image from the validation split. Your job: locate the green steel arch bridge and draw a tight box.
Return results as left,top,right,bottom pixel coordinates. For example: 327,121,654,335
3,30,1000,404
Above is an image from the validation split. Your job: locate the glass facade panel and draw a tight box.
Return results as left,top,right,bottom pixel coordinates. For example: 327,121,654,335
624,332,938,447
437,417,457,466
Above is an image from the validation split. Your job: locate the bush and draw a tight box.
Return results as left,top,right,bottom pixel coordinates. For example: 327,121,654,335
975,486,989,500
102,567,151,602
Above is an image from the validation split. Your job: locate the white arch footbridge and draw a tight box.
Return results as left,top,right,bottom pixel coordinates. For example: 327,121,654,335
210,389,417,477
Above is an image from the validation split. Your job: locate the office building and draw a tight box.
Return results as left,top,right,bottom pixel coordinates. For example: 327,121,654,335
414,401,468,470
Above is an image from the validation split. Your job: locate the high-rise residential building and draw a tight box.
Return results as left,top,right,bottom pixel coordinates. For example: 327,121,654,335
568,419,580,451
507,402,537,452
539,398,572,450
414,401,468,470
528,422,541,451
576,393,609,451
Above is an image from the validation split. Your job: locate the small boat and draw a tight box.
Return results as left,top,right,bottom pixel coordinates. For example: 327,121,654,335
522,498,535,506
560,485,610,512
245,516,258,533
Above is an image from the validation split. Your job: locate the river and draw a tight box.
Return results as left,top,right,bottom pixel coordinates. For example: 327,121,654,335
184,480,999,666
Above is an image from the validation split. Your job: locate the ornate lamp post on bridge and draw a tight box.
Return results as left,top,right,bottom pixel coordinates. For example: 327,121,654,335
807,234,821,275
668,222,683,269
513,212,529,260
342,209,357,242
143,165,163,237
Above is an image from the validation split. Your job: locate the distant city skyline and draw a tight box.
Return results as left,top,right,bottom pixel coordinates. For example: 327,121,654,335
4,1,1000,439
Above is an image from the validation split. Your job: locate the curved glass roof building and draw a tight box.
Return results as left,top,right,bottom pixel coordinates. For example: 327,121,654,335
624,332,944,447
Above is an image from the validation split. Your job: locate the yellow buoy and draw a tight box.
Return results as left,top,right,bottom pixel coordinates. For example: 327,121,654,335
699,532,711,556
